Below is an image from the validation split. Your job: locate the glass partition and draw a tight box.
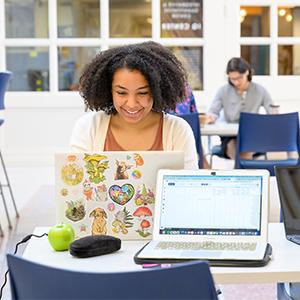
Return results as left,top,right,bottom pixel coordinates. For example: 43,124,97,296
241,45,270,75
57,0,100,38
240,6,270,37
169,46,203,90
6,47,49,91
5,0,48,38
58,47,99,91
109,0,151,37
278,45,300,75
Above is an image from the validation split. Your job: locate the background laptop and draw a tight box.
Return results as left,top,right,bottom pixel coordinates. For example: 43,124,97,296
275,166,300,245
137,169,269,261
55,151,184,240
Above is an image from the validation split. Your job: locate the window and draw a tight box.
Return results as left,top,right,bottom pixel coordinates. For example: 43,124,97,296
2,0,203,94
6,47,49,91
239,3,300,77
5,0,49,38
240,6,270,75
57,0,100,38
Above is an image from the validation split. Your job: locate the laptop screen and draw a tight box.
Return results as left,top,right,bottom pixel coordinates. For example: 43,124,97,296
275,166,300,235
159,175,263,236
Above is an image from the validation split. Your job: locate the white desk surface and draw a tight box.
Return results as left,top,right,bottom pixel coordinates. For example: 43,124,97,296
201,123,238,137
22,223,300,284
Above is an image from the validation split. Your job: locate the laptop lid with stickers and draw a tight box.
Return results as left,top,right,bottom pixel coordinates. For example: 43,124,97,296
55,151,184,240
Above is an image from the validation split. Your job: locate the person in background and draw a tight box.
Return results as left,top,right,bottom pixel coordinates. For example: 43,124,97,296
170,84,197,115
70,41,198,169
206,57,274,159
168,84,209,168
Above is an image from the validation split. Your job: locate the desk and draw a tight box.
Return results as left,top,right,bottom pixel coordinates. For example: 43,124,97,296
201,123,238,137
22,223,300,284
200,124,238,159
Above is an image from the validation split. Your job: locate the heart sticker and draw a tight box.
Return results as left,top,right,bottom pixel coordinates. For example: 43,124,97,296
109,184,135,205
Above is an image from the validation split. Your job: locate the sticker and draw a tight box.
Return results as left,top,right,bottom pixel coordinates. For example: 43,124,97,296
61,163,84,186
94,183,108,201
133,207,153,237
133,153,144,166
83,154,109,184
79,224,87,232
107,202,115,211
134,184,155,206
115,160,133,180
83,179,93,201
131,169,142,179
65,199,86,222
60,188,68,197
136,219,151,238
89,208,108,235
112,207,134,234
133,206,153,218
109,184,135,205
67,155,77,162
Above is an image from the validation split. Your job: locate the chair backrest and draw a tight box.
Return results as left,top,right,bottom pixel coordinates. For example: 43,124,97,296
7,254,218,300
178,112,203,168
0,72,12,110
235,112,300,172
237,112,300,153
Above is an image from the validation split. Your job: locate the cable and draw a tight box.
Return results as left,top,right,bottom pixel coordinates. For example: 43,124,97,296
0,233,48,299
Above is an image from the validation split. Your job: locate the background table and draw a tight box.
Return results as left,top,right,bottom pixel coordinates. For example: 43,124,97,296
201,123,238,137
22,223,300,284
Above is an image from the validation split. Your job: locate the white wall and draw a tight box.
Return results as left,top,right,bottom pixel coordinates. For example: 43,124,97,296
2,102,85,166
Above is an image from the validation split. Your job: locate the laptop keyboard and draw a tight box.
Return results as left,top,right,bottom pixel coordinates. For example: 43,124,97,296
155,241,257,251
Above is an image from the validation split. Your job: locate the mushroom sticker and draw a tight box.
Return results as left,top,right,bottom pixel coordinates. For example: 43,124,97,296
134,184,155,206
133,206,153,238
112,207,134,235
83,154,109,184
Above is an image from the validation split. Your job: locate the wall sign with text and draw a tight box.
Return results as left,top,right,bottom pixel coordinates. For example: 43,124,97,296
161,0,203,37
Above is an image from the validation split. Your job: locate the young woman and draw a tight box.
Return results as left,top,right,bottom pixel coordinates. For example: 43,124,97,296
70,41,199,169
207,57,274,159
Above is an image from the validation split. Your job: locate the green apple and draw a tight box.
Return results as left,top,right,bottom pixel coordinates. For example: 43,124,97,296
48,223,75,251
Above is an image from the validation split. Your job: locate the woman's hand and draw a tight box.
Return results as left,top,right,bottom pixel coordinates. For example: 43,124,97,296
206,113,217,124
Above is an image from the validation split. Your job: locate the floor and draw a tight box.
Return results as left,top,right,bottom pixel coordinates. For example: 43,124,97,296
0,161,277,299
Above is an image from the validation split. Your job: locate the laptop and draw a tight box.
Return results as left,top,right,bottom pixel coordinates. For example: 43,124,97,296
55,151,184,240
275,166,300,245
136,169,269,261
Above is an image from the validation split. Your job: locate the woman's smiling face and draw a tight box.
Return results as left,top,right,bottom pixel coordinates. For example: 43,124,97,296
112,68,153,124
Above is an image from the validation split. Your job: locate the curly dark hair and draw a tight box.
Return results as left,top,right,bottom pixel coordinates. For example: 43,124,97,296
79,41,187,113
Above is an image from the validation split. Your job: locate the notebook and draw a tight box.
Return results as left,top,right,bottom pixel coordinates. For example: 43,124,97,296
55,151,184,240
136,169,270,261
275,166,300,246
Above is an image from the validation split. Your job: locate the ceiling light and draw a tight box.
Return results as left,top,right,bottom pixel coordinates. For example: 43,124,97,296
286,14,293,22
278,9,286,17
240,9,247,17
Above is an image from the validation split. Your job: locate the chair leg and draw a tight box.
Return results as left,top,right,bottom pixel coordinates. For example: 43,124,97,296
0,221,4,237
0,180,12,229
210,154,213,169
0,151,19,217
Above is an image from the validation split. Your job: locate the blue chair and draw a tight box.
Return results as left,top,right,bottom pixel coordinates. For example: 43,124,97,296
235,112,300,176
178,112,204,168
7,254,218,299
0,72,18,234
